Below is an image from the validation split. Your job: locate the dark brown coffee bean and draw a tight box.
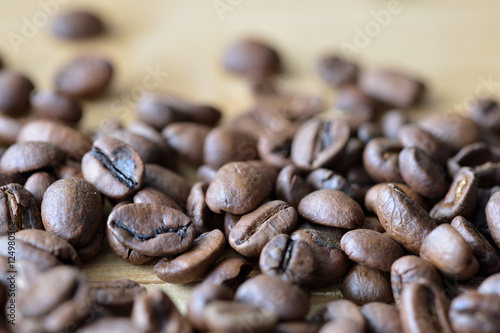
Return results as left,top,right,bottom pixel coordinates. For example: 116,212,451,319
224,39,281,79
271,322,321,333
18,119,92,160
275,164,312,208
52,10,104,39
485,190,500,248
223,212,240,239
447,142,500,181
259,233,316,285
337,138,366,173
187,182,222,235
0,141,66,174
341,263,393,305
363,138,404,183
0,70,34,117
187,283,234,331
203,127,258,168
73,217,103,260
24,172,57,208
144,163,191,207
133,186,181,210
451,216,500,275
311,299,366,330
365,182,428,213
155,229,225,284
55,55,113,98
31,91,83,124
298,189,364,229
357,121,382,143
107,129,164,165
419,114,481,151
196,164,217,183
398,123,451,166
204,257,253,290
431,167,478,223
236,274,309,321
291,118,350,171
0,114,22,146
360,302,402,333
42,178,102,247
206,162,272,215
381,109,408,141
106,225,154,265
257,128,296,169
359,216,385,233
162,122,211,165
478,273,500,296
376,184,437,253
131,289,191,333
0,183,42,235
107,203,195,257
360,70,425,108
89,279,145,316
229,200,297,257
469,98,500,132
335,84,378,112
398,147,449,199
341,229,405,272
0,236,61,271
306,168,364,203
77,318,142,333
318,55,358,87
449,292,500,333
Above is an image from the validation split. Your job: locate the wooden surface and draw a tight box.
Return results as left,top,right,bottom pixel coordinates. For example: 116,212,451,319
2,0,500,314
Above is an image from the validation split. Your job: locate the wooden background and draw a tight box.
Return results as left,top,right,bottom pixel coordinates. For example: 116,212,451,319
2,0,500,313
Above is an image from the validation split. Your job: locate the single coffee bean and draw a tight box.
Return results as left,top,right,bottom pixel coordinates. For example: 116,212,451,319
298,189,364,229
0,183,43,235
376,184,437,254
23,172,57,208
259,233,316,285
155,229,225,284
419,114,481,151
485,190,500,247
390,255,442,307
451,216,500,275
363,138,404,183
335,84,378,112
203,127,258,168
187,182,223,235
52,10,104,39
42,178,102,247
107,129,164,165
89,279,145,316
187,283,234,331
340,229,405,272
430,167,478,223
478,273,500,296
30,91,83,124
55,55,113,98
291,118,350,171
133,186,181,211
398,123,451,166
106,226,154,265
206,162,272,215
449,291,500,333
360,70,425,108
311,299,366,330
447,142,500,176
107,203,196,257
236,274,309,321
468,98,500,132
162,122,211,165
143,163,191,207
360,302,402,333
365,182,428,213
381,109,408,140
0,114,22,146
247,160,278,188
257,127,296,169
203,257,253,290
275,164,312,208
72,216,104,260
306,168,364,203
0,141,66,175
0,70,34,117
420,224,479,280
341,263,393,305
224,39,281,79
82,136,145,200
317,55,358,87
196,164,217,183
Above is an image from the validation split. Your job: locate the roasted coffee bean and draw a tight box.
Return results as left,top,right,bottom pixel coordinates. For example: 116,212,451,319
224,39,281,79
381,109,408,141
56,160,84,179
360,70,425,108
298,189,364,229
311,299,366,330
291,118,350,171
223,212,240,239
449,291,500,333
363,138,404,183
359,216,385,232
30,91,83,124
196,164,217,183
131,289,191,333
337,138,366,173
144,163,191,207
107,129,164,165
365,182,428,213
52,10,104,39
77,318,141,333
444,276,486,299
398,147,449,199
318,55,358,87
106,226,154,265
0,236,61,271
24,172,57,207
357,122,382,143
259,233,316,285
155,229,225,284
89,279,145,316
82,136,145,200
431,167,478,223
468,98,500,132
485,190,500,247
162,122,211,165
0,114,22,146
376,184,437,254
0,183,42,235
257,128,296,168
478,273,500,296
133,186,181,210
390,255,442,307
18,119,92,160
204,257,253,290
360,302,402,333
471,186,500,243
0,70,34,117
55,55,113,98
271,322,321,333
247,160,279,188
275,164,312,208
398,123,451,166
451,216,500,275
229,200,297,257
419,114,481,151
306,168,364,203
335,84,378,112
187,283,234,331
318,319,364,333
107,203,195,257
0,141,65,174
420,224,479,280
203,127,258,168
341,263,393,305
447,143,500,176
187,182,222,234
399,279,453,333
236,274,309,321
42,178,102,247
340,229,405,272
206,162,273,215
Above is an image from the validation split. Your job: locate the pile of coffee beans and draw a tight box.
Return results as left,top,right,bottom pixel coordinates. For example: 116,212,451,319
0,9,499,333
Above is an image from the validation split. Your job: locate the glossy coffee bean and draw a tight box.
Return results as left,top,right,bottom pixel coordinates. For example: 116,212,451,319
52,10,104,39
449,292,500,333
360,302,402,333
144,163,191,207
341,263,393,305
306,168,364,203
30,91,83,124
23,172,57,207
275,164,312,208
162,122,211,165
187,283,234,331
0,141,66,175
363,138,404,183
224,39,281,79
0,183,43,235
133,186,181,210
257,128,297,169
478,273,500,296
203,127,258,168
0,70,34,117
317,55,358,87
187,181,223,234
398,123,451,166
419,114,481,151
107,129,164,165
106,226,153,265
365,182,428,213
204,257,253,290
485,190,500,247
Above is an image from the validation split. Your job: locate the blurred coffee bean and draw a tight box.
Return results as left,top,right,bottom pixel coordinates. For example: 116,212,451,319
52,10,104,39
163,122,211,165
0,70,34,117
363,138,404,183
0,141,65,175
341,263,393,305
204,127,258,168
318,55,358,87
30,91,83,124
224,39,281,79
